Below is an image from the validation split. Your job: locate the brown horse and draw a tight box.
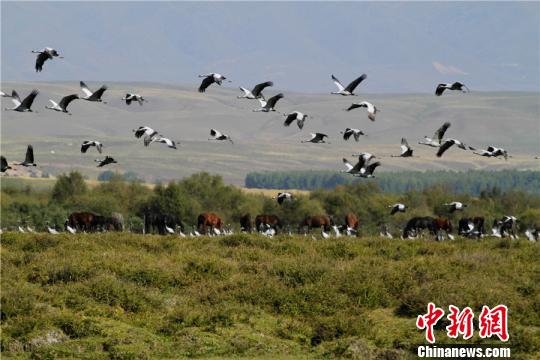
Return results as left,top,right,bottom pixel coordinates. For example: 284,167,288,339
68,212,98,232
344,212,359,230
197,212,223,234
255,214,283,233
435,218,453,240
300,215,333,232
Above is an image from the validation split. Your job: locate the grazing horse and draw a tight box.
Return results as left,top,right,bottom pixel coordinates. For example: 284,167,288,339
434,218,453,240
403,216,437,239
458,217,485,238
68,212,97,232
255,214,283,233
344,212,359,230
300,215,333,232
197,212,223,234
143,213,184,235
239,214,252,232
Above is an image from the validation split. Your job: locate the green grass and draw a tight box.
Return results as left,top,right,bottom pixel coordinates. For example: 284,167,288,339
1,233,539,359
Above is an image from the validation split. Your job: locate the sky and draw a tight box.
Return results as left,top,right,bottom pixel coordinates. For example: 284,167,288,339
1,1,539,93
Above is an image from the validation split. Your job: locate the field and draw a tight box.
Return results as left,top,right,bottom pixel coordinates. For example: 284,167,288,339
1,232,539,359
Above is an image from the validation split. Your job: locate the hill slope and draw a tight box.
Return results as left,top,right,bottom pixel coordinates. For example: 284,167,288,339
1,82,539,184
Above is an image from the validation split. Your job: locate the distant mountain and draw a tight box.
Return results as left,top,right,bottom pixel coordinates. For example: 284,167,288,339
1,82,538,184
1,2,538,93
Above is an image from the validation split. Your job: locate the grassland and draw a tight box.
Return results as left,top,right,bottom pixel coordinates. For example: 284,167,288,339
1,233,539,359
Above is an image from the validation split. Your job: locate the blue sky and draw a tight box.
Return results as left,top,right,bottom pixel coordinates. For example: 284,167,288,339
2,1,539,93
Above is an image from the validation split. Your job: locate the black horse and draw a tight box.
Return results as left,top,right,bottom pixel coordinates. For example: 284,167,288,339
403,216,437,239
143,212,184,235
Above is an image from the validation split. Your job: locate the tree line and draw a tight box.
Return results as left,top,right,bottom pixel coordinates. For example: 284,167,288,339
245,169,540,195
2,171,540,235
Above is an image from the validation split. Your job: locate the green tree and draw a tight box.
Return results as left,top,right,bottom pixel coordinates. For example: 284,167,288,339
51,171,87,203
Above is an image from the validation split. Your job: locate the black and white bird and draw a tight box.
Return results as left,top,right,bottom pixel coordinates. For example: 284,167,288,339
435,82,469,96
331,74,367,96
45,94,79,114
81,140,103,154
253,93,284,112
198,73,229,93
46,222,60,234
302,133,329,144
389,203,407,215
64,220,77,234
32,47,63,72
238,81,274,99
148,135,177,149
443,201,467,212
209,129,233,144
80,81,107,103
283,111,308,129
1,156,12,172
346,101,377,121
122,93,145,105
273,192,293,205
95,156,117,167
19,145,36,167
4,89,39,112
341,128,366,142
392,138,414,157
419,122,451,147
341,153,379,177
436,138,468,157
471,146,509,160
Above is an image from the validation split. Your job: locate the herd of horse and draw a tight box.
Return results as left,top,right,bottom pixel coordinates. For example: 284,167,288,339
62,211,528,240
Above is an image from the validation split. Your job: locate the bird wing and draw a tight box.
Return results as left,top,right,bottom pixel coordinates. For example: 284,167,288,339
81,142,91,153
25,145,34,163
89,85,107,100
283,113,296,127
251,81,273,97
48,99,59,108
257,98,267,108
342,128,353,140
400,138,410,154
315,133,328,140
266,93,283,108
21,90,39,109
35,52,50,72
239,87,251,96
198,76,214,93
365,161,381,175
331,75,345,92
1,156,8,170
80,81,93,97
435,84,447,96
143,135,154,146
342,158,354,171
58,94,79,110
10,90,21,106
434,122,451,143
96,142,103,154
346,103,363,111
344,74,367,93
436,140,455,157
210,129,222,138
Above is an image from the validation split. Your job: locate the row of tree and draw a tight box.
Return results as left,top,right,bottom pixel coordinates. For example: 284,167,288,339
2,171,539,234
245,169,540,195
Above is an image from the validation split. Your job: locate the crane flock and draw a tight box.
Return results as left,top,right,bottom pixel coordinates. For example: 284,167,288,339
0,44,534,185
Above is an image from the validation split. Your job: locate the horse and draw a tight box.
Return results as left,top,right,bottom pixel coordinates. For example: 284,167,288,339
300,215,333,233
434,218,453,240
458,217,485,238
197,212,223,234
68,212,98,232
344,212,359,230
403,216,436,239
239,214,252,232
143,213,184,235
255,214,283,233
